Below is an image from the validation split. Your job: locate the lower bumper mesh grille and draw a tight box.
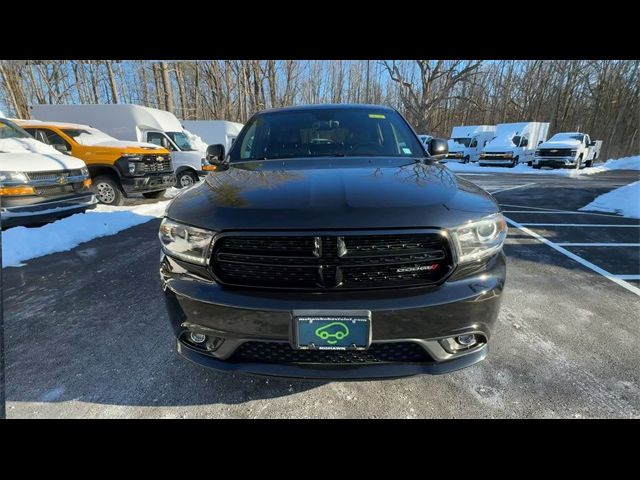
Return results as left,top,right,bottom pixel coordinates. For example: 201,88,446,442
231,341,433,364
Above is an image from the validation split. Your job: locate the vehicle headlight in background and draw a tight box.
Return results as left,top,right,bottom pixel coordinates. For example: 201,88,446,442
80,166,89,177
159,218,216,265
570,150,577,155
449,213,508,264
535,150,541,156
0,171,29,183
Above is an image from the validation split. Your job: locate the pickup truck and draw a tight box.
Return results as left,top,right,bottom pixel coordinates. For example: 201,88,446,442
533,132,602,169
0,117,96,227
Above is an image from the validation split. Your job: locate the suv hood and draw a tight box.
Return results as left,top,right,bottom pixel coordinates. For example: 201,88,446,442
167,157,499,231
538,140,581,149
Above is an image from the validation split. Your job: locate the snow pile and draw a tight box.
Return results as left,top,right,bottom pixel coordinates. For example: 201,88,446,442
580,156,640,173
579,181,640,218
0,137,60,155
3,201,169,268
445,155,640,176
72,128,122,146
183,129,209,153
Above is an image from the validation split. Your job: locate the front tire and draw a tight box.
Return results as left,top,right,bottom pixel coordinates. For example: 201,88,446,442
94,176,124,206
463,155,470,164
508,156,519,168
177,170,198,188
142,190,166,199
575,156,583,169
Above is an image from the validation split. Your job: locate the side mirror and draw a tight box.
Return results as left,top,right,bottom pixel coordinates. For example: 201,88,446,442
428,138,448,160
54,144,70,154
538,140,543,146
206,144,226,164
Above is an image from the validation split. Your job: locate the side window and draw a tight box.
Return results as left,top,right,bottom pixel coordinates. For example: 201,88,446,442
23,128,40,140
42,129,72,153
585,135,590,145
470,138,478,148
239,122,258,159
147,132,175,151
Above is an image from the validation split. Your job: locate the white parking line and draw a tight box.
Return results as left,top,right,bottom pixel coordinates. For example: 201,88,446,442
520,223,640,228
556,243,640,247
505,217,640,297
614,275,640,280
488,183,537,194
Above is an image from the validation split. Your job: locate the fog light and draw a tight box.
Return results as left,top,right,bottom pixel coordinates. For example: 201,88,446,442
189,332,207,344
456,334,477,347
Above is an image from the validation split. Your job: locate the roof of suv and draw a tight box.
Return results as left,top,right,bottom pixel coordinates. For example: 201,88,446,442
258,104,396,114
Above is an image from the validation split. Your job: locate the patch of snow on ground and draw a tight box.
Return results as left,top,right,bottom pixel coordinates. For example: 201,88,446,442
3,201,169,267
445,155,639,176
579,181,640,218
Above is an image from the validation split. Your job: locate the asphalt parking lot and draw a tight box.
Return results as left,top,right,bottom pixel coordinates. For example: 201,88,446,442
4,169,640,418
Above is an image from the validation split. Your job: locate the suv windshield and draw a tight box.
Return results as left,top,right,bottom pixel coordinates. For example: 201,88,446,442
229,108,424,162
167,131,195,151
0,118,32,139
453,137,472,147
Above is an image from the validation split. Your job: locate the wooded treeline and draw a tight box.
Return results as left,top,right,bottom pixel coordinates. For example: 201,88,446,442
0,60,637,158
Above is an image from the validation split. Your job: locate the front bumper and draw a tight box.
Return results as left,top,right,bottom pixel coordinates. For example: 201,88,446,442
534,157,577,168
1,193,98,227
121,173,176,195
478,159,514,166
161,252,506,379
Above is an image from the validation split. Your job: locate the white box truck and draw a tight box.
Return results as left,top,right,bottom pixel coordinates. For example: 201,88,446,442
181,120,244,154
533,132,602,169
479,122,549,167
445,125,496,163
30,104,214,188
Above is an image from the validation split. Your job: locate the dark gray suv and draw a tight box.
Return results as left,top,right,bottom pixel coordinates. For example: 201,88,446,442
159,104,507,379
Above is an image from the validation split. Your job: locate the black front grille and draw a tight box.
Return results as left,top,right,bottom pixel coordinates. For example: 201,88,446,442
27,169,83,181
231,341,432,364
538,148,573,157
140,155,172,173
212,232,451,290
35,182,85,196
481,153,511,160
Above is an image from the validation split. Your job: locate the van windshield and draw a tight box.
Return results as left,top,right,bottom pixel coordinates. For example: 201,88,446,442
0,118,32,139
167,131,195,151
452,137,472,147
230,108,425,162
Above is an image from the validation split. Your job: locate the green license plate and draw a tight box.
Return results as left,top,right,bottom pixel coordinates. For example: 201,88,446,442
293,310,372,351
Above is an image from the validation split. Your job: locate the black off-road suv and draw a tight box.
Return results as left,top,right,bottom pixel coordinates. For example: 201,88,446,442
159,104,507,379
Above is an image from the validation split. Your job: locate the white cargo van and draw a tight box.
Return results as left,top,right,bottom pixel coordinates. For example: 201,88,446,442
181,120,244,154
479,122,549,167
30,104,213,188
445,125,496,163
0,116,96,227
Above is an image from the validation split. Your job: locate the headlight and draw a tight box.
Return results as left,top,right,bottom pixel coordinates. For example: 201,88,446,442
570,150,577,155
0,171,28,183
128,162,137,175
449,213,508,264
504,152,513,158
80,166,89,177
159,218,215,265
535,150,541,156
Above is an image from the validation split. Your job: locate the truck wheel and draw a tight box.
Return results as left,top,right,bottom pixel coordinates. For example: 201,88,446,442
463,155,470,164
586,159,593,167
142,190,166,199
177,170,198,188
94,176,124,206
575,156,583,169
509,156,519,168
